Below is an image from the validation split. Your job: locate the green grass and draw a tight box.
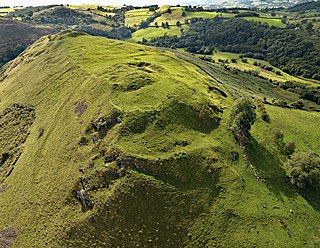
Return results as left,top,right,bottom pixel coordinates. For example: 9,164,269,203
186,11,219,18
67,5,117,19
89,9,116,17
0,7,14,16
0,32,227,247
68,4,120,10
210,51,318,86
243,17,286,28
151,7,185,26
0,31,319,247
125,8,155,27
253,105,320,153
299,10,320,17
130,25,189,42
187,11,235,18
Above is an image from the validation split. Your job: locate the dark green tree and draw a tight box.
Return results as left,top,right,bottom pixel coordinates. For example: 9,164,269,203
284,141,296,157
228,97,256,147
306,22,314,33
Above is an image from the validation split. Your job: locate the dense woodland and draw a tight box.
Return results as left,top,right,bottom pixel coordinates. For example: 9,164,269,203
76,26,132,39
144,17,320,80
288,1,320,12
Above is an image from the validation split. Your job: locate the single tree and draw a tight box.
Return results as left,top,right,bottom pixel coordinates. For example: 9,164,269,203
284,141,296,157
281,15,288,24
306,22,313,33
228,97,256,147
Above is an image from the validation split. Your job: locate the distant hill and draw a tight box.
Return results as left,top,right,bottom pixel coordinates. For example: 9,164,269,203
0,18,55,67
288,0,320,12
32,6,96,25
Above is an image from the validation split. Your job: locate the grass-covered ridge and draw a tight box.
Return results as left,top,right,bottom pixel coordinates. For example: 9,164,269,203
0,32,319,247
0,31,227,247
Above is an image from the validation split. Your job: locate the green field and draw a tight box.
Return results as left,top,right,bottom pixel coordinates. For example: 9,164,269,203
187,11,235,18
210,51,318,86
130,25,189,42
151,7,185,26
299,10,320,17
253,105,320,153
68,4,120,10
243,16,286,27
125,8,155,27
128,9,288,45
68,4,117,18
0,7,14,16
90,8,116,17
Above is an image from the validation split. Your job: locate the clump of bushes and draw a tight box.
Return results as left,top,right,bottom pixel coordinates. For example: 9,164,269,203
284,141,296,156
256,99,270,122
272,129,295,157
279,81,320,105
286,151,320,190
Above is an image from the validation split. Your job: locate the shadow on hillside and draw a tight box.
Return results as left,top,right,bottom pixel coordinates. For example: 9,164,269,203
300,189,320,212
247,138,320,211
247,138,295,200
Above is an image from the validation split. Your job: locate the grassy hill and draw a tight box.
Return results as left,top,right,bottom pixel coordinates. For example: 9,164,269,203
0,31,319,247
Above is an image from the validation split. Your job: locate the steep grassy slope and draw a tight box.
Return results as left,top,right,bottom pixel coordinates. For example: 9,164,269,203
0,31,227,247
0,32,319,247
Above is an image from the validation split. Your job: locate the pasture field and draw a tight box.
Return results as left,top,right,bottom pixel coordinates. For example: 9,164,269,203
125,8,155,27
210,51,318,86
151,7,185,26
130,25,189,42
243,16,286,27
187,11,235,18
0,7,14,16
